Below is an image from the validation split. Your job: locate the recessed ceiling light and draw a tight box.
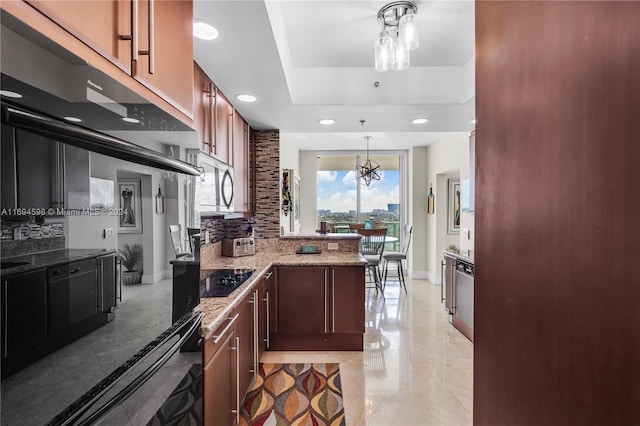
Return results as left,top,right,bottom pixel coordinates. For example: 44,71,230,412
411,118,429,124
122,117,140,124
470,119,477,124
63,116,83,123
318,119,335,125
193,22,219,41
235,94,256,103
0,90,23,99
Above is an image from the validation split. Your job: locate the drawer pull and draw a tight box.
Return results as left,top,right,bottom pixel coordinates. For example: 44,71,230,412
212,314,238,345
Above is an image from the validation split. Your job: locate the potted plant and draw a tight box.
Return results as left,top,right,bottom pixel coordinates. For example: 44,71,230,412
120,243,143,285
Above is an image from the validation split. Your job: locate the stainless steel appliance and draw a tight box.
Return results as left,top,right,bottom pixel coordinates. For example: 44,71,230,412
190,152,235,221
454,261,474,341
199,269,255,297
222,237,255,257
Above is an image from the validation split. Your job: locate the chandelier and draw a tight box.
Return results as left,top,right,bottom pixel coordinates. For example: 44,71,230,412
374,1,419,72
357,136,381,186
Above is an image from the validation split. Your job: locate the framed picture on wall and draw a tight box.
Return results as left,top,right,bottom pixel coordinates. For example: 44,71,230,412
292,173,301,231
448,179,461,234
118,179,142,234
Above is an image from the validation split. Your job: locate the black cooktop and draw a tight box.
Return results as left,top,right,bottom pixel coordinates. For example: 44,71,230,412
200,269,255,297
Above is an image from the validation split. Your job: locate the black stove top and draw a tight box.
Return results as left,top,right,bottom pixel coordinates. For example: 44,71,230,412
200,268,255,297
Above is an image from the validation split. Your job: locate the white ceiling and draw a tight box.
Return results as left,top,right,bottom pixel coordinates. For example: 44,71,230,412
193,0,475,151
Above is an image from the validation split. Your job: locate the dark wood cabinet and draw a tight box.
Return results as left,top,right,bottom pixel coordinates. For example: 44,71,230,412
235,290,255,399
232,110,251,213
261,268,276,353
213,88,232,163
272,265,365,350
1,269,48,379
277,266,327,335
24,0,132,73
24,0,193,118
331,267,365,334
133,0,193,117
193,62,215,155
203,315,238,426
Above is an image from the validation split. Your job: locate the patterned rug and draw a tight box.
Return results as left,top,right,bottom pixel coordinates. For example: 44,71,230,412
239,363,346,426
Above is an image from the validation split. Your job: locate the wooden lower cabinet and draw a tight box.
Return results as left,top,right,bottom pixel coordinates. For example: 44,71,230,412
235,291,255,400
203,315,238,426
270,265,365,350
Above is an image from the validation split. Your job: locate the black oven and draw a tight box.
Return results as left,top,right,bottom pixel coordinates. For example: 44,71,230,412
46,311,203,426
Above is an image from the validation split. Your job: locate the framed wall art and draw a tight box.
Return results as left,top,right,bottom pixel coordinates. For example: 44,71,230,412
118,179,142,234
448,178,461,234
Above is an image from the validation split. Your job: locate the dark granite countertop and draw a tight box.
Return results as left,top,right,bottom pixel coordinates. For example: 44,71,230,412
170,255,200,266
443,250,474,265
1,248,118,276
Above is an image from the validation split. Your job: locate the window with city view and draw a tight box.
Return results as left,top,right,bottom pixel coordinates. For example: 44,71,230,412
317,154,403,250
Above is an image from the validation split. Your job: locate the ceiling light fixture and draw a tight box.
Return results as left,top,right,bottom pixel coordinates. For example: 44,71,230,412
63,116,83,123
375,1,418,72
318,119,335,125
193,22,219,41
236,94,256,103
122,117,140,124
412,118,429,124
357,136,381,186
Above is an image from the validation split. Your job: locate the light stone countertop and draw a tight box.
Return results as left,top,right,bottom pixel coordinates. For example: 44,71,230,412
195,250,366,339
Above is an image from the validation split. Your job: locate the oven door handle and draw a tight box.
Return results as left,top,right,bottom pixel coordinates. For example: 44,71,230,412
46,311,202,426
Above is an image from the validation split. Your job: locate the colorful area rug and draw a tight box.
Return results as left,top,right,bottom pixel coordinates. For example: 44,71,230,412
239,363,346,426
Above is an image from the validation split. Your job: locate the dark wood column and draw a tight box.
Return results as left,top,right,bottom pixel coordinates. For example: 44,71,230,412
475,2,640,425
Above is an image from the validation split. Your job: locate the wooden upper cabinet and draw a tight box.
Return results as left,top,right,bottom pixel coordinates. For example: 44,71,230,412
232,109,250,212
193,62,214,154
23,0,193,118
214,88,231,164
134,0,193,117
24,0,132,73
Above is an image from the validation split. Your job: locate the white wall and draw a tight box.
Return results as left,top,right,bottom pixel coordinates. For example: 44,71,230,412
423,132,473,283
66,151,188,283
279,134,300,234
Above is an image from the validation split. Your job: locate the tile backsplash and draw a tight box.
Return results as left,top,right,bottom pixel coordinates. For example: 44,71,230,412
1,221,64,241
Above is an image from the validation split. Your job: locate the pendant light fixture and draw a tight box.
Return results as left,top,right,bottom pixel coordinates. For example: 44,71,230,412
374,1,419,72
357,136,381,186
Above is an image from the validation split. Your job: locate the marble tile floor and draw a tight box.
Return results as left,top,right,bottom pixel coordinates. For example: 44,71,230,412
0,278,175,426
260,277,473,426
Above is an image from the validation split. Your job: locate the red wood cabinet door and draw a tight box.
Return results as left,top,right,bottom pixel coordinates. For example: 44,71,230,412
277,267,327,335
232,110,249,211
193,63,214,154
213,88,231,163
235,292,255,399
134,0,193,118
330,266,365,334
25,0,132,73
203,327,237,426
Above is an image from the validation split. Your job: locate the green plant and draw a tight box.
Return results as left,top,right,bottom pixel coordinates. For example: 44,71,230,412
119,243,143,272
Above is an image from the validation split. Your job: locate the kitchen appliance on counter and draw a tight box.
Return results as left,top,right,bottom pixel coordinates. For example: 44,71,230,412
200,268,255,297
222,237,255,257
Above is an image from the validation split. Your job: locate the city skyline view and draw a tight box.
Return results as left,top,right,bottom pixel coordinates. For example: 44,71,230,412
317,169,400,214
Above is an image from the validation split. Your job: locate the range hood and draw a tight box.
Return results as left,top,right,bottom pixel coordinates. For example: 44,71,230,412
0,10,200,176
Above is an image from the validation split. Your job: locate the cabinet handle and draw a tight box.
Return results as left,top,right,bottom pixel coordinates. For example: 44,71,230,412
70,267,82,275
232,336,240,423
98,259,104,312
212,314,238,345
265,291,270,348
324,270,328,333
4,281,8,359
253,290,258,378
331,269,335,333
265,271,273,280
148,0,155,74
132,0,139,61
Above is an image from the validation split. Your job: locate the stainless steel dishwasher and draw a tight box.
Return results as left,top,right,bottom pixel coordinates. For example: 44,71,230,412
455,261,474,330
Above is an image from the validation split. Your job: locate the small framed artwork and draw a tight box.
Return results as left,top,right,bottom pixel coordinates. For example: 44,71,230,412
118,179,142,234
448,179,461,234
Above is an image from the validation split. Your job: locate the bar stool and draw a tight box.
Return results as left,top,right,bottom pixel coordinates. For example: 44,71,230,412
383,225,412,293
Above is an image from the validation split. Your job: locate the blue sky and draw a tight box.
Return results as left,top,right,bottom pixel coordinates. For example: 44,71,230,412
317,170,400,213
